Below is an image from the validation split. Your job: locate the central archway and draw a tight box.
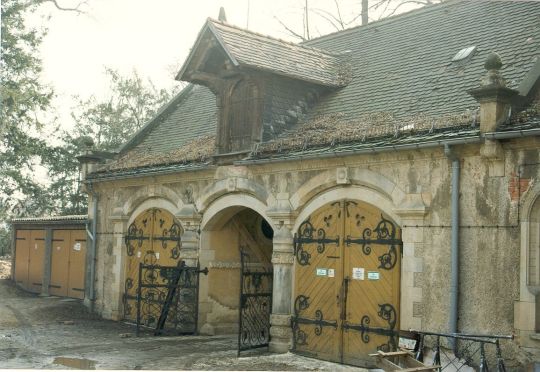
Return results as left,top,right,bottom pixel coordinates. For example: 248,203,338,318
199,203,274,344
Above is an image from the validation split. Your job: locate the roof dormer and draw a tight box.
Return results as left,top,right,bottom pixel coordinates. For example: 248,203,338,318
176,19,351,160
176,19,351,89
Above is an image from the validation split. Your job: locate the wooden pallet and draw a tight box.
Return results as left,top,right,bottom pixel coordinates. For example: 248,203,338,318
369,350,440,371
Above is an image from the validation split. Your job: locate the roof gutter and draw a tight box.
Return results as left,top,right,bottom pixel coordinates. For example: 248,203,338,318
84,127,540,181
235,135,483,166
235,127,540,166
86,163,215,183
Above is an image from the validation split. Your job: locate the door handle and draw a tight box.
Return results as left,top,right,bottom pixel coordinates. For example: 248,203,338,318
340,276,350,320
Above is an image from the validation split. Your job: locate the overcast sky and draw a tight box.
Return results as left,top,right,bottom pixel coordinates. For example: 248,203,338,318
30,0,420,127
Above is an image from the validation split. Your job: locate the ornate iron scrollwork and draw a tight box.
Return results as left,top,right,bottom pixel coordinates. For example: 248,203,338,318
344,214,402,270
291,294,338,350
123,278,134,317
125,222,148,256
135,261,207,335
343,303,398,352
154,222,182,259
294,217,340,266
238,249,273,355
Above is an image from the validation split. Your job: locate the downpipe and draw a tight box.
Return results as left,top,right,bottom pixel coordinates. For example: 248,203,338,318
444,144,460,352
85,183,98,310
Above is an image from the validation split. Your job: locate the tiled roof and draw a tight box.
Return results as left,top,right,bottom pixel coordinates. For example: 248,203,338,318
206,19,350,87
96,0,540,176
119,84,217,155
304,0,540,119
11,215,88,224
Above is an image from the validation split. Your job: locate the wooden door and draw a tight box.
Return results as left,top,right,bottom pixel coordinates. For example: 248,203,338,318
50,230,70,297
292,201,342,362
68,230,86,299
14,230,31,289
28,230,45,293
341,201,401,366
123,208,183,324
293,200,401,367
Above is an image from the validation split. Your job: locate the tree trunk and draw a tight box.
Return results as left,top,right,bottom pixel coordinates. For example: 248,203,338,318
362,0,368,25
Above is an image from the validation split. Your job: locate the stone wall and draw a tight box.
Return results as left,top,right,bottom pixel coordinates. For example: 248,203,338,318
87,136,540,364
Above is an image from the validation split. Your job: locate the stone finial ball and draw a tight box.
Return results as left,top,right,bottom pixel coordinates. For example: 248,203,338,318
484,52,503,70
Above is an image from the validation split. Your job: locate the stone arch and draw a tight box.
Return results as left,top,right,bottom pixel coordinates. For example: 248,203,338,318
293,185,401,232
201,193,273,231
197,177,274,218
517,181,540,339
122,184,184,221
198,192,274,336
290,168,405,215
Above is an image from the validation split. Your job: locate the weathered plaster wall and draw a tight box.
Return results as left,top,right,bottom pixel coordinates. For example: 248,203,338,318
88,137,540,364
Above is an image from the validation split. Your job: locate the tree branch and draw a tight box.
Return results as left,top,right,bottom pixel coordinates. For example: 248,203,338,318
41,0,88,14
274,16,306,41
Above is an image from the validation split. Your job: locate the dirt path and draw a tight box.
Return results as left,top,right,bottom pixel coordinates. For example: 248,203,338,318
0,280,369,370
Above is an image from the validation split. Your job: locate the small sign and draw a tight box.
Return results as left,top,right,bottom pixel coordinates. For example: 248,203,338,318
399,337,417,350
137,251,141,258
316,268,328,276
368,271,380,280
73,242,81,251
352,267,365,280
155,252,160,260
35,244,38,250
328,269,335,278
56,246,61,251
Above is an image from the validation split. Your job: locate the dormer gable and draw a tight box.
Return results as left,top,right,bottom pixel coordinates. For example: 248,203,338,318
176,19,351,88
176,19,351,159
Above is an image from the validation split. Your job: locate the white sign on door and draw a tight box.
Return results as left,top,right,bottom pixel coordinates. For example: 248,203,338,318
352,267,365,280
73,242,81,251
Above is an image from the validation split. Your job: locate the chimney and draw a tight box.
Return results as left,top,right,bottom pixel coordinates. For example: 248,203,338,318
218,7,227,22
76,137,103,181
468,52,519,133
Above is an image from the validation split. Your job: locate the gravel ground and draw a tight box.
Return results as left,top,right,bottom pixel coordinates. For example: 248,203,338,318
0,279,369,370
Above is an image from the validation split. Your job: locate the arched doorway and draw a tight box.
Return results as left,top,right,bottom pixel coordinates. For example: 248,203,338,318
122,208,183,327
200,206,273,349
292,199,401,367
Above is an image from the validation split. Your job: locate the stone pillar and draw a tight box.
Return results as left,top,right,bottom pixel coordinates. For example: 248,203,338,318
176,204,202,267
105,212,129,320
468,52,519,177
395,194,429,330
269,224,295,353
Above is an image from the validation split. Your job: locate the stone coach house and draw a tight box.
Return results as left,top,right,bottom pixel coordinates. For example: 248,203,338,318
79,0,540,367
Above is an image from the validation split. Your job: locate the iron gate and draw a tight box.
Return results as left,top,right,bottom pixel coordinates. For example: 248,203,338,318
136,260,208,336
237,247,273,355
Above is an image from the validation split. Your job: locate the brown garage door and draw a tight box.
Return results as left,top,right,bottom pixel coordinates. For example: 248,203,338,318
14,230,31,289
28,230,46,293
68,230,87,299
50,230,86,298
15,229,45,293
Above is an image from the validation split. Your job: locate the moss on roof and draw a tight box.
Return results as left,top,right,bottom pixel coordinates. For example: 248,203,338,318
99,135,215,172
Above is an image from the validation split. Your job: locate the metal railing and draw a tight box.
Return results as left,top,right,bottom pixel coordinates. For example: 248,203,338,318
408,330,513,371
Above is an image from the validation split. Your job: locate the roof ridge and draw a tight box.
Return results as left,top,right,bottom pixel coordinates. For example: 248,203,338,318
207,18,346,58
305,0,465,45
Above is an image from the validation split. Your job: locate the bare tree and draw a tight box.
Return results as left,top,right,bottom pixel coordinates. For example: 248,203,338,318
275,0,443,41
